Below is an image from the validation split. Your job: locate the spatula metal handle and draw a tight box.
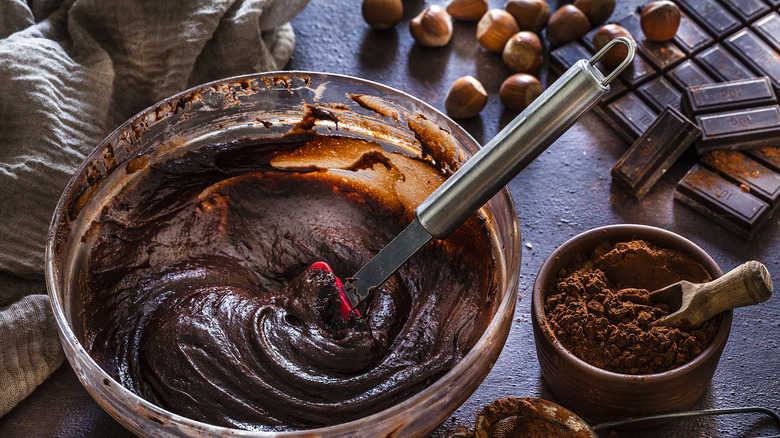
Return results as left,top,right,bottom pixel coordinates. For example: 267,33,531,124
416,37,635,239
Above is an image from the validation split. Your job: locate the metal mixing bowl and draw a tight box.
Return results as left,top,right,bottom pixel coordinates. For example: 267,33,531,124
45,72,521,437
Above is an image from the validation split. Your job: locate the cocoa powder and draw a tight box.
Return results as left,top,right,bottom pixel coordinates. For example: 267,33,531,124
544,240,720,375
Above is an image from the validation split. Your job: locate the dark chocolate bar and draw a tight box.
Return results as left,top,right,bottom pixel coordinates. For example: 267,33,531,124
550,42,592,75
617,12,685,72
700,150,780,206
637,76,683,112
675,164,771,240
675,0,741,39
752,13,780,53
724,30,780,92
612,106,701,198
682,77,777,117
695,44,757,83
717,0,770,24
695,105,780,153
668,60,715,90
603,93,659,142
674,12,715,56
746,147,780,173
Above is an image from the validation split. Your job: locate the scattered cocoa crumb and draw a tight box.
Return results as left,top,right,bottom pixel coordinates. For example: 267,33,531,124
544,240,720,375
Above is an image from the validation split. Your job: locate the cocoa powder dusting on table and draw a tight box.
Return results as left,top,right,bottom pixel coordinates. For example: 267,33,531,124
544,240,720,375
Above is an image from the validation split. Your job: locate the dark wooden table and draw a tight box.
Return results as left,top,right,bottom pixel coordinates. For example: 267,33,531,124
2,1,778,436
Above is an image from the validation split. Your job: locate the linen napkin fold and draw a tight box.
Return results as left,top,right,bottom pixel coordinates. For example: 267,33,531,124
0,0,309,416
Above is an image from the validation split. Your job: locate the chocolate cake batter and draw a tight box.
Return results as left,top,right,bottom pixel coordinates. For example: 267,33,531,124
83,133,497,431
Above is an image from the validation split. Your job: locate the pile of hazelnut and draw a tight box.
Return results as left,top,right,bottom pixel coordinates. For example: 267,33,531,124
362,0,681,121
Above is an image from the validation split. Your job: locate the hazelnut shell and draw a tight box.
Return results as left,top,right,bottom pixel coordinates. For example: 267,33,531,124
477,9,521,52
410,5,454,47
504,0,551,34
640,1,681,41
500,73,543,112
502,31,543,75
361,0,403,30
546,5,591,47
446,0,488,21
445,76,488,118
573,0,615,26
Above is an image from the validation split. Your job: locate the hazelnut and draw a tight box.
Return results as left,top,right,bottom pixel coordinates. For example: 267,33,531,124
573,0,615,26
446,0,488,21
410,5,454,47
361,0,403,30
592,24,634,68
500,73,543,112
502,31,542,75
477,9,521,52
504,0,551,34
546,5,591,47
640,1,681,41
445,76,488,118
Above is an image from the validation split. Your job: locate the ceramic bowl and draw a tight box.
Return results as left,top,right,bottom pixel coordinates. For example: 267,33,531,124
45,72,521,437
531,224,732,427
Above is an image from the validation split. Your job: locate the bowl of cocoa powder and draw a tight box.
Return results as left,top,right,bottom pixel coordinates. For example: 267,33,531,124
531,224,732,428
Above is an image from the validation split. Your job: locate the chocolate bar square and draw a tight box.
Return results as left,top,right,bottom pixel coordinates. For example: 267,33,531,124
695,44,756,83
637,76,683,112
682,77,777,117
550,42,592,75
619,53,658,88
725,30,780,92
675,164,771,240
604,93,659,142
612,106,701,198
675,0,741,39
752,13,780,53
674,12,715,55
668,60,715,89
717,0,770,24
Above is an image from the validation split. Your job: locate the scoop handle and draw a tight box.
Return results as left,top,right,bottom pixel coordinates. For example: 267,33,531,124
416,38,635,239
695,261,773,313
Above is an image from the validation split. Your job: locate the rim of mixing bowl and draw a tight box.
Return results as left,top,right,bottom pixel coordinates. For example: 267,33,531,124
45,71,522,437
532,223,732,382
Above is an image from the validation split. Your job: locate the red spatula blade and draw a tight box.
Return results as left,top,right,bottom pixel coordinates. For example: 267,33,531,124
309,261,361,320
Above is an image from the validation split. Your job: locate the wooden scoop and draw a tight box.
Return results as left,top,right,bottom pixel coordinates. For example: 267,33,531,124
650,261,773,329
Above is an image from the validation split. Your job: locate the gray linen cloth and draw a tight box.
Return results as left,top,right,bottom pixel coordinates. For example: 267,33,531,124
0,0,309,416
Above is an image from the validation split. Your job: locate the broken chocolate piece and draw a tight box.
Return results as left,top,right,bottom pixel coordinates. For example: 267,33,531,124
695,105,780,153
675,164,771,240
701,150,780,206
612,106,701,198
746,147,780,173
682,77,777,117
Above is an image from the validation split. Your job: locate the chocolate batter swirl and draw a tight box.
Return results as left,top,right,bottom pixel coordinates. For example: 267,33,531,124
83,135,497,431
